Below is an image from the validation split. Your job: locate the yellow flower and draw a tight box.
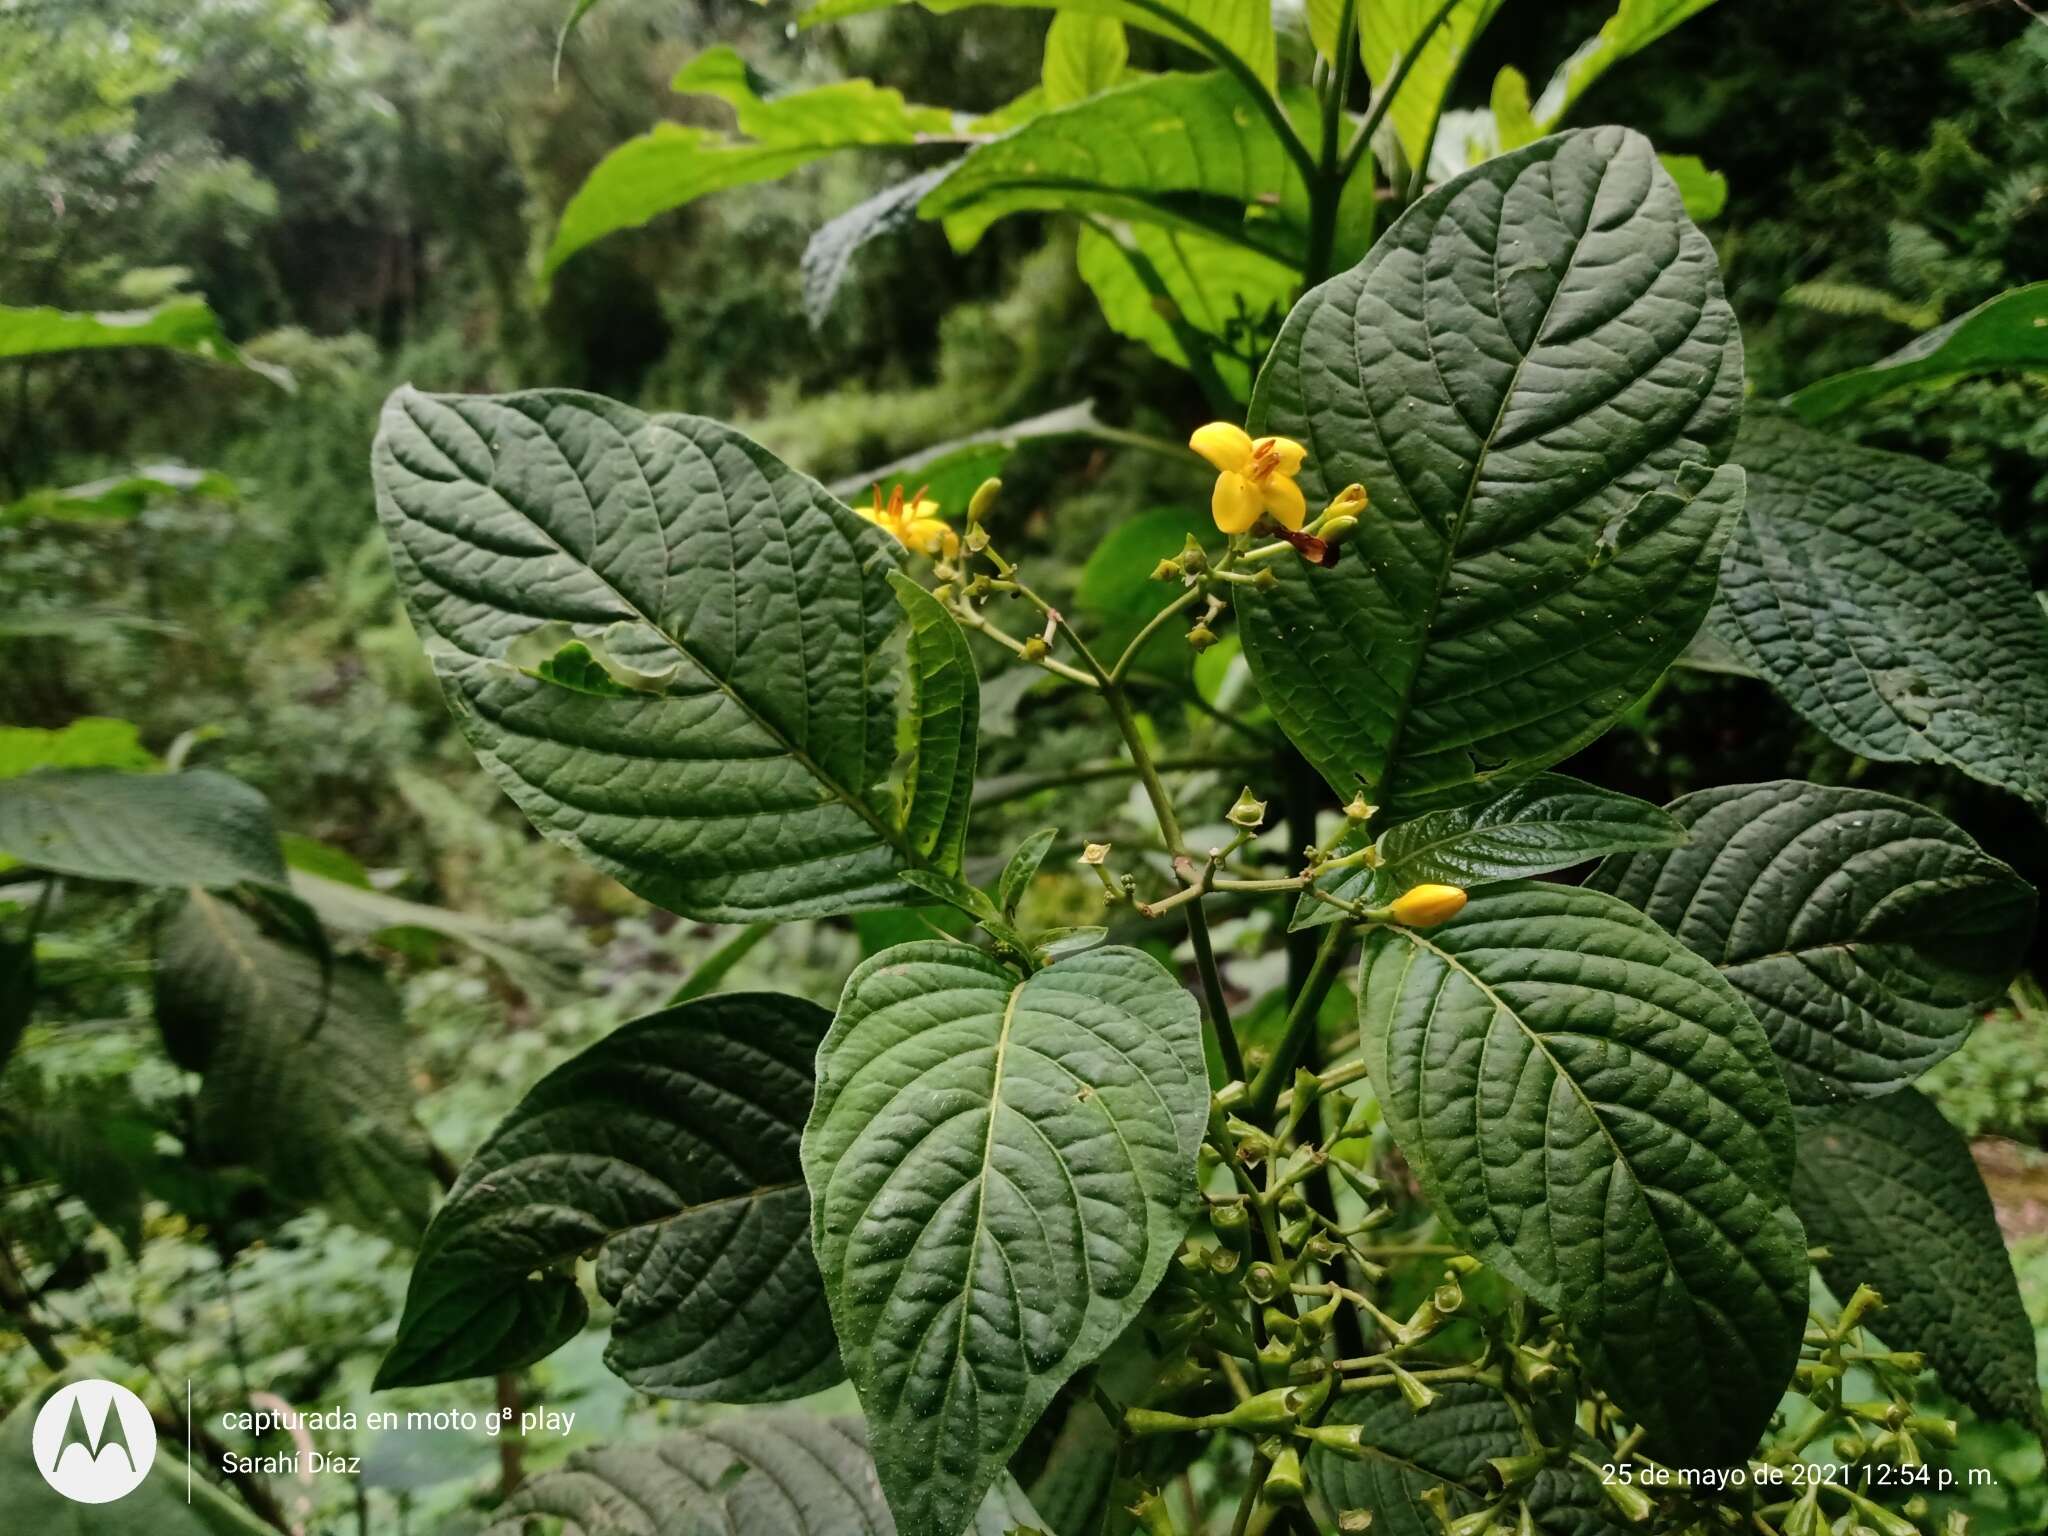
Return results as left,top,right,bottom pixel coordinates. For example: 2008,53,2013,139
1387,883,1468,928
859,483,957,559
1189,422,1308,534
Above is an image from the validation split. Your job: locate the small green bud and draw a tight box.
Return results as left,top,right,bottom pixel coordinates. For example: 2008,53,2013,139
1295,1421,1367,1458
1321,512,1361,542
1244,1260,1293,1304
1836,1283,1884,1334
1343,793,1378,822
1285,1369,1333,1420
1227,786,1268,827
1128,1489,1177,1536
1389,1361,1436,1413
1225,1116,1273,1162
1594,1470,1653,1524
1905,1413,1957,1447
1186,623,1219,652
1218,1386,1298,1429
1486,1453,1547,1492
968,477,1002,522
1832,1433,1867,1461
930,582,956,605
1179,534,1208,573
965,525,992,553
1263,1446,1306,1502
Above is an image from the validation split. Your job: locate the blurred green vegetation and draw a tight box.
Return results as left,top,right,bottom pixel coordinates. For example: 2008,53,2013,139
4,0,2047,1528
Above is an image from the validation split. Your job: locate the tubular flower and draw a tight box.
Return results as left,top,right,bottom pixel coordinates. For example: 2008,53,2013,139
1189,422,1307,534
1388,883,1468,928
860,483,957,559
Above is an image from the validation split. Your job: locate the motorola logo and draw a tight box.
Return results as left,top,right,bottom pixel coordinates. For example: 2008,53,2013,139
31,1379,157,1503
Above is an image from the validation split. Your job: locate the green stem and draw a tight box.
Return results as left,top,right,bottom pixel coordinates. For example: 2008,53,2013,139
1124,0,1319,186
1111,586,1205,683
1337,0,1464,187
1247,922,1352,1118
668,921,773,1005
972,752,1265,809
1303,0,1360,287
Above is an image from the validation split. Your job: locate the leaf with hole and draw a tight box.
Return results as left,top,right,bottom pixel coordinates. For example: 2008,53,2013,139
155,893,433,1243
805,941,1207,1536
1358,881,1807,1467
372,387,975,921
1239,128,1745,821
1294,773,1686,929
1711,412,2048,809
1793,1089,2044,1433
377,992,838,1398
1589,780,2034,1104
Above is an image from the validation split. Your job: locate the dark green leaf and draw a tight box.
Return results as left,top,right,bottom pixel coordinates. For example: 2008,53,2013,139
481,1412,1047,1536
377,993,839,1399
1712,413,2048,809
1294,774,1686,929
1312,1384,1629,1536
806,942,1208,1536
155,893,434,1242
1786,281,2048,421
1794,1089,2044,1431
1240,128,1744,821
1358,881,1807,1467
803,166,955,329
893,575,980,874
372,387,964,921
1589,780,2034,1104
999,828,1060,917
0,769,284,889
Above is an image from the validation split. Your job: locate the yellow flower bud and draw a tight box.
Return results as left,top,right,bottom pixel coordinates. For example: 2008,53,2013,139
1388,883,1468,927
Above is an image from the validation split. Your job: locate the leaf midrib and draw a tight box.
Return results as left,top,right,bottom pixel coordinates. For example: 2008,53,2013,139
402,398,913,862
1360,153,1597,806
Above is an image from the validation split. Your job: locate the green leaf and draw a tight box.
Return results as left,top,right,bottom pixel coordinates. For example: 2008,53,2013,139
802,0,1278,90
0,1368,275,1535
1239,128,1745,821
1786,281,2048,421
372,386,952,922
1,463,239,528
0,299,290,387
1358,0,1509,169
0,768,284,889
1588,780,2035,1105
1311,1384,1630,1536
1712,412,2048,809
1293,773,1687,929
1532,0,1726,129
921,73,1319,260
1489,65,1538,151
544,47,957,277
481,1412,1046,1536
1659,152,1727,221
1794,1089,2043,1432
893,574,980,874
0,718,158,780
155,892,434,1243
1075,223,1294,400
377,993,839,1398
999,828,1060,917
1044,13,1128,105
805,941,1208,1536
804,165,956,329
1358,881,1808,1467
286,869,581,1002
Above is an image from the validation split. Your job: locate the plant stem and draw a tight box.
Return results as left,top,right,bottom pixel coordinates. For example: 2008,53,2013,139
1247,922,1352,1117
1124,0,1319,185
1111,586,1204,683
973,753,1265,808
1337,0,1465,186
668,921,772,1004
